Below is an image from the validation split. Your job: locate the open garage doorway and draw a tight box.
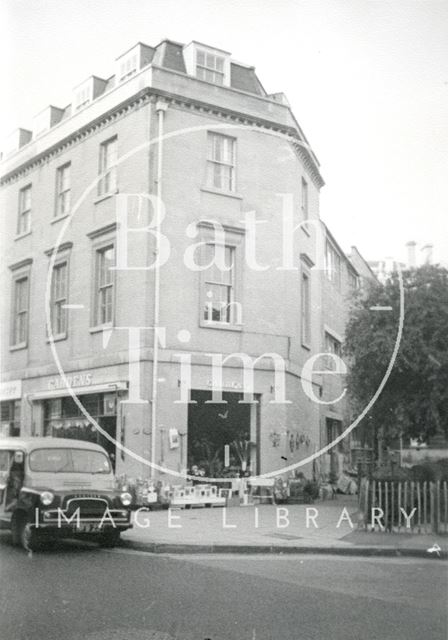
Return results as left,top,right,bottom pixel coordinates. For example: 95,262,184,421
187,390,259,477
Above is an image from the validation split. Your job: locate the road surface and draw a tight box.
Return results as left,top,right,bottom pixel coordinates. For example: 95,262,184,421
0,535,446,640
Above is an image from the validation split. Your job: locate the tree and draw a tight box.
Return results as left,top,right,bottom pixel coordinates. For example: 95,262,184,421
344,264,448,450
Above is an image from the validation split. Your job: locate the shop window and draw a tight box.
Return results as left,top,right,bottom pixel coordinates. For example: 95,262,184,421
43,392,118,467
0,400,21,437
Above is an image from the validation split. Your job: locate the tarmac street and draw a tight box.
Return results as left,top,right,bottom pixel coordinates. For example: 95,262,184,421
0,533,446,640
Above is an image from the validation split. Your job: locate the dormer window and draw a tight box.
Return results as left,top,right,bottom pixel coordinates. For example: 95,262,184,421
119,53,138,81
75,85,91,110
196,50,225,85
73,76,107,112
183,41,230,86
33,106,64,138
116,43,154,83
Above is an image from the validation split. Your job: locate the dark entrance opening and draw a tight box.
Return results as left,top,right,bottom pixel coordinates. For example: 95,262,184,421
187,390,255,477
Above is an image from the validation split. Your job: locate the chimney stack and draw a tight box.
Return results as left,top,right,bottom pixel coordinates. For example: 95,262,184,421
406,241,417,268
421,243,433,264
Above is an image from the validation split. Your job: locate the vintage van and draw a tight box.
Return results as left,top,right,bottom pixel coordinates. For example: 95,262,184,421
0,437,132,550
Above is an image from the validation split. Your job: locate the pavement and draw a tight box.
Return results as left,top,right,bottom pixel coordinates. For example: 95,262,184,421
122,496,448,558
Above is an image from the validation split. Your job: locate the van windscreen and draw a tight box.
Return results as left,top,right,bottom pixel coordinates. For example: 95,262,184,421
29,448,111,474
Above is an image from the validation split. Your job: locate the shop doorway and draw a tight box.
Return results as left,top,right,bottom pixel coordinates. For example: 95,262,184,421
187,390,259,477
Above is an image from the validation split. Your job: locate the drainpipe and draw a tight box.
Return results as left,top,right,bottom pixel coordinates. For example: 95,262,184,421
150,100,168,479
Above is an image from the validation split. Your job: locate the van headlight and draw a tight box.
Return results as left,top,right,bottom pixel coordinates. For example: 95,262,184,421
40,491,54,506
120,492,132,506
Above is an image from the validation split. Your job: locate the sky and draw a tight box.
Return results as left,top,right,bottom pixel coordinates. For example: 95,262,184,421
1,0,447,265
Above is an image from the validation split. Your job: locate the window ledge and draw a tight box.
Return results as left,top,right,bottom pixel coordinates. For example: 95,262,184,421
89,324,113,334
10,343,27,352
46,334,68,343
200,187,243,200
301,224,311,237
51,214,71,225
14,231,32,241
200,321,243,332
94,190,119,205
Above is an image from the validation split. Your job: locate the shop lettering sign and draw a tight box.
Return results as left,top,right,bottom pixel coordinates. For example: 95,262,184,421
48,373,93,391
206,380,243,390
0,379,22,401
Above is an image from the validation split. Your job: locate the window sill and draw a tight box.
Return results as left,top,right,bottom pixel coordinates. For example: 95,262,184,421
200,187,243,200
89,324,113,334
94,190,119,205
14,231,32,241
46,333,68,343
10,343,27,352
301,223,311,237
200,321,243,332
51,214,71,225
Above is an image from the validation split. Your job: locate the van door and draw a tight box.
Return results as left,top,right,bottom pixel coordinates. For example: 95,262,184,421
0,449,14,526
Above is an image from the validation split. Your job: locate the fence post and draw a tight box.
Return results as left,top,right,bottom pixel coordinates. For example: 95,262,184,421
430,482,435,535
423,481,428,533
385,481,389,533
444,481,448,535
417,482,421,533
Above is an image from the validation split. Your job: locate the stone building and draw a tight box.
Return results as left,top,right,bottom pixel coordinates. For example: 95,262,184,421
1,38,366,481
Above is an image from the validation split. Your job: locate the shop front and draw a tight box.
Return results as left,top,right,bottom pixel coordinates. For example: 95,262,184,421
28,371,129,470
0,379,22,437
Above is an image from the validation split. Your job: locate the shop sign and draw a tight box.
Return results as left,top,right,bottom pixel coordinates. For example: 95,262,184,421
0,379,22,401
48,373,93,391
169,428,179,449
206,380,243,391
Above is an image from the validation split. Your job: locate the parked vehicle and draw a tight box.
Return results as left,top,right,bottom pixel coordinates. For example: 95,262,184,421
0,437,132,550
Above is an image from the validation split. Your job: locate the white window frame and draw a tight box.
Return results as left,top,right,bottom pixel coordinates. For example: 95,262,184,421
92,241,115,328
98,136,117,196
301,178,309,220
11,271,30,348
119,53,138,81
17,185,32,236
324,332,342,370
50,259,69,339
196,49,225,85
325,241,342,289
301,270,311,348
207,133,236,192
203,244,236,325
55,163,71,218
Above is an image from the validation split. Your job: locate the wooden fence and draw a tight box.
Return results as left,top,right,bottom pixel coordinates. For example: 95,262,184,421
358,479,448,534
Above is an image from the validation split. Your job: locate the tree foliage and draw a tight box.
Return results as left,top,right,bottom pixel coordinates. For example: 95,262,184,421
344,264,448,444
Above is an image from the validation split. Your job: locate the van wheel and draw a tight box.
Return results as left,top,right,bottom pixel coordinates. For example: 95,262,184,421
98,530,121,548
11,512,22,546
12,513,41,551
